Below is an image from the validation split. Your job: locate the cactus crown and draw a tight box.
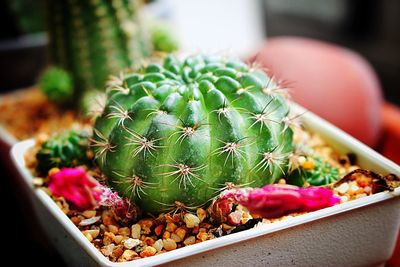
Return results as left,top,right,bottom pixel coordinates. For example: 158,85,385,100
92,55,294,214
36,130,91,175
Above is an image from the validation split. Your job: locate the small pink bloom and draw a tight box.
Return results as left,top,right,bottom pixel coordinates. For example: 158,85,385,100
49,167,102,211
220,184,340,219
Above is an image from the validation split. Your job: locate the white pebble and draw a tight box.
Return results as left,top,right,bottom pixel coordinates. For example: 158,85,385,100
336,183,349,194
131,224,141,239
349,183,360,192
152,239,164,252
340,195,349,203
123,238,141,249
102,244,115,256
184,213,200,228
364,186,372,194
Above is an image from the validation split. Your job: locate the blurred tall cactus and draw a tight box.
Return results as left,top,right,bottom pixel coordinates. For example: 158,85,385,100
45,0,152,99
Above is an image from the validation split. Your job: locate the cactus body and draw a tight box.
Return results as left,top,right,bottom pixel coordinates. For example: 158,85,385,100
36,130,91,175
93,55,294,214
46,0,151,94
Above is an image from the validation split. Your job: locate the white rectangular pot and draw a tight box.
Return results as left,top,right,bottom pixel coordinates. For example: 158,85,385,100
10,104,400,267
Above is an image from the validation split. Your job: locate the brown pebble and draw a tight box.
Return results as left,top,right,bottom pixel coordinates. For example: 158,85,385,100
108,225,119,234
140,246,157,257
118,227,130,236
183,236,196,246
112,245,124,259
165,222,177,232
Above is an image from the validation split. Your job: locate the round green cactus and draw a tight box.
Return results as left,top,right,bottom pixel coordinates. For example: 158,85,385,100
92,55,294,214
36,130,91,175
39,67,73,104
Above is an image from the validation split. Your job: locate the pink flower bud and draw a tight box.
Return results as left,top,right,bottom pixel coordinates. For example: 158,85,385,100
220,184,340,219
49,167,102,211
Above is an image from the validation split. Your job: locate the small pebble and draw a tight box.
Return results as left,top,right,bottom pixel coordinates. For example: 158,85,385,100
336,183,349,194
175,228,187,241
32,177,44,187
79,216,101,226
82,210,96,219
118,227,130,236
140,246,157,257
118,250,138,262
163,238,177,251
152,239,164,252
109,225,119,234
162,231,171,239
349,183,360,192
123,238,141,249
184,213,200,228
113,235,124,244
154,224,164,236
183,236,196,246
340,195,349,202
171,233,181,243
144,237,155,246
82,229,100,239
103,232,115,246
165,222,177,232
84,233,93,242
196,208,207,222
364,186,372,194
131,224,141,239
138,219,154,234
101,244,115,257
196,232,208,242
112,245,124,259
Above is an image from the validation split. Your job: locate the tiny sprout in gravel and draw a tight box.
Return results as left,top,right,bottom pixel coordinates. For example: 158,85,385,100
92,55,296,214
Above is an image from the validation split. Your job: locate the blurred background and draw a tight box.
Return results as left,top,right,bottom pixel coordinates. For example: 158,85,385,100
0,0,399,265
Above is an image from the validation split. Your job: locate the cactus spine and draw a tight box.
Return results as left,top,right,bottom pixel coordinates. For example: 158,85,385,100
46,0,151,95
92,55,294,215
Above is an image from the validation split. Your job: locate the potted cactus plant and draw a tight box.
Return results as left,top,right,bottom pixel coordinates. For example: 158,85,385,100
10,54,400,266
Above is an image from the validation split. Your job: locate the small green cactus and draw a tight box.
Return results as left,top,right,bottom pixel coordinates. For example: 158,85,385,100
39,67,73,104
36,130,91,175
46,0,151,96
286,151,339,186
150,23,179,53
92,55,294,215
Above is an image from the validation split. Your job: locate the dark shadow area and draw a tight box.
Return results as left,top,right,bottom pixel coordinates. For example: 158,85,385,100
0,150,67,266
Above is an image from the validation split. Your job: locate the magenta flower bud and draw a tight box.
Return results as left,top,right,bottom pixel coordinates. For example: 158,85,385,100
220,184,340,219
49,167,102,211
